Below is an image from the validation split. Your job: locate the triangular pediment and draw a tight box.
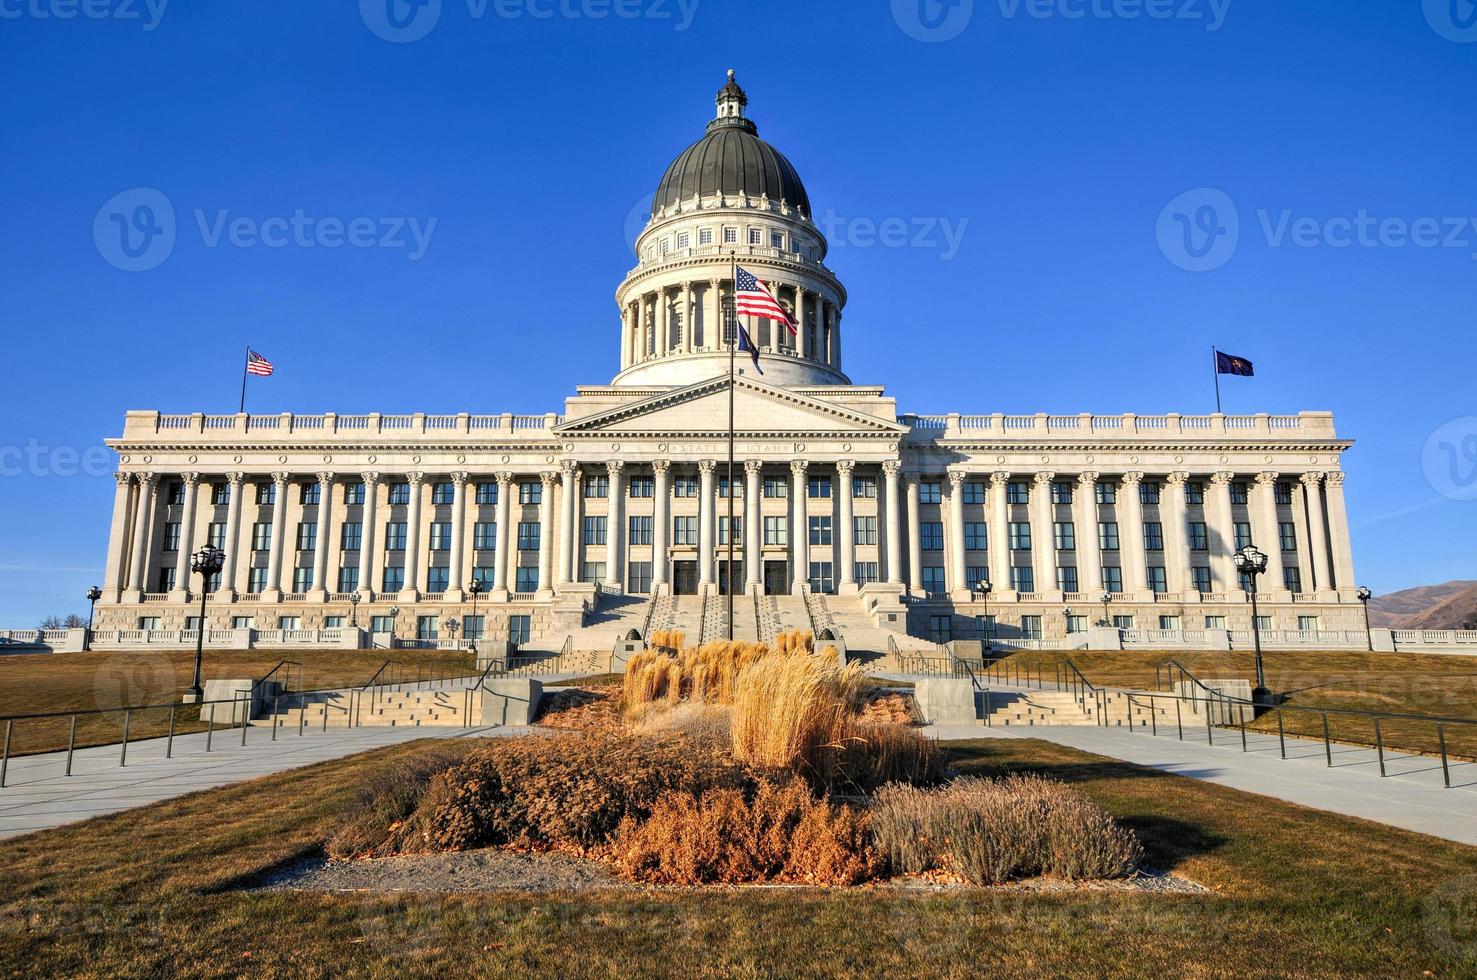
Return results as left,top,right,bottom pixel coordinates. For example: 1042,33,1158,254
556,376,908,437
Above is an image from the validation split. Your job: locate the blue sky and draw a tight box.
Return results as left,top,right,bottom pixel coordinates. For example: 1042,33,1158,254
1,0,1474,622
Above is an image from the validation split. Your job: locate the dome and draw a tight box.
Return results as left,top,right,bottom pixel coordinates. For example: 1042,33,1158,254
651,72,812,219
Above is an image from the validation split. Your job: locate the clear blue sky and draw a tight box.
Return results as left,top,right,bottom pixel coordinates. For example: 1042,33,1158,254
1,0,1474,622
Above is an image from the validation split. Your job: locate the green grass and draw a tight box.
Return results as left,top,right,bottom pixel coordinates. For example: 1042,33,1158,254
1,735,1475,977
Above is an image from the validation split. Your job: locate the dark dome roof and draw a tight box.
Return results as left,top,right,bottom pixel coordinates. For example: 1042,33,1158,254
651,74,811,218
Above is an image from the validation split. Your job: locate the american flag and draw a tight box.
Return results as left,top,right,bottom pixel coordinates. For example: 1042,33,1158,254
245,349,275,377
734,266,797,335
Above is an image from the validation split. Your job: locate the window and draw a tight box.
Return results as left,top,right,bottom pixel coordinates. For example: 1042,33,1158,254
809,516,833,546
472,566,495,589
976,615,997,640
676,232,690,249
382,566,404,592
660,238,670,255
717,476,742,498
426,567,449,592
233,616,255,630
1298,615,1320,632
770,231,784,249
384,522,407,551
387,482,410,505
673,516,697,546
919,521,943,551
1158,615,1181,631
296,523,316,552
963,481,985,505
1230,481,1249,505
855,562,880,584
1192,567,1212,593
1021,616,1043,640
1099,522,1120,550
1008,522,1031,551
583,516,607,546
1066,615,1087,634
1204,615,1226,629
699,228,713,246
475,482,498,505
966,566,989,590
299,482,320,506
1279,522,1297,552
464,615,485,640
918,481,941,504
210,483,230,505
1006,481,1029,505
428,482,451,505
157,568,175,592
928,614,953,643
674,476,699,498
1238,570,1255,592
256,482,276,505
425,522,449,552
1050,481,1073,505
582,561,606,584
964,522,988,550
763,477,788,498
1143,522,1164,551
584,475,609,498
808,477,832,498
473,522,497,550
341,522,362,551
517,522,541,551
1284,567,1303,593
207,522,226,549
278,616,302,631
167,481,185,505
1255,615,1273,632
719,517,742,545
519,482,542,505
1186,481,1205,505
247,567,268,592
628,561,653,594
1112,614,1134,629
416,616,439,640
852,475,878,498
1140,481,1161,505
1053,522,1075,551
1147,566,1168,594
162,522,180,552
1102,566,1123,592
921,567,946,596
509,615,532,645
854,516,878,546
629,516,652,546
338,567,359,592
810,561,836,594
251,523,272,551
344,482,365,505
1275,481,1294,505
749,228,763,245
764,516,789,546
1095,480,1117,505
1011,566,1034,592
629,476,654,498
515,567,539,593
723,227,738,244
1057,566,1079,592
1188,522,1209,551
1234,521,1253,550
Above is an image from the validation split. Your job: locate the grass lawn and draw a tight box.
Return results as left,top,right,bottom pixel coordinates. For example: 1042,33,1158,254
1,736,1474,977
987,648,1477,762
0,648,475,757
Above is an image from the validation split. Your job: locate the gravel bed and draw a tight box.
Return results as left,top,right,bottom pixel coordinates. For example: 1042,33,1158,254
257,849,623,894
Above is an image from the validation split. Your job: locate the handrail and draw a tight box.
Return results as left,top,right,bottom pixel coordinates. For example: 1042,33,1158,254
640,595,659,644
349,660,406,727
248,660,303,703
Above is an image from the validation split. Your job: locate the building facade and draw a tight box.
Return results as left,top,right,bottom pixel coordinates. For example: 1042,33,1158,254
96,73,1362,646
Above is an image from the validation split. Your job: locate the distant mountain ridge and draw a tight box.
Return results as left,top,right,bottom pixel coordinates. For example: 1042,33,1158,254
1368,581,1477,630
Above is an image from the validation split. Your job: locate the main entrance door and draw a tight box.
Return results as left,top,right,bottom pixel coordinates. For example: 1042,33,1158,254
717,560,744,595
764,560,789,596
673,561,699,596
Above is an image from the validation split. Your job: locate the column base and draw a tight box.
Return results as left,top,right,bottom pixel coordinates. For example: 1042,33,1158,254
397,588,420,603
263,589,284,603
446,588,466,603
492,588,510,602
535,589,555,601
310,589,330,604
838,581,859,596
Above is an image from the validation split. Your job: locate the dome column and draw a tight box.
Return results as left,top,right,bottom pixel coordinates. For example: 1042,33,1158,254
707,279,721,352
795,289,808,359
681,283,695,353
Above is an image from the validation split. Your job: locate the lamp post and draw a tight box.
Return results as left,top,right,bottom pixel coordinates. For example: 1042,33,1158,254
387,605,400,651
186,545,226,701
1233,544,1271,711
467,577,484,656
973,580,993,651
349,591,361,628
84,585,102,652
444,617,459,652
1100,591,1112,627
1356,586,1374,651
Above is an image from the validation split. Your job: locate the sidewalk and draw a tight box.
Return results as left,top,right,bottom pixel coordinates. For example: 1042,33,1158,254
0,724,525,840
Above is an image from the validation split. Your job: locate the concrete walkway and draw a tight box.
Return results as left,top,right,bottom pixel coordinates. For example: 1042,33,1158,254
927,714,1477,846
0,724,526,840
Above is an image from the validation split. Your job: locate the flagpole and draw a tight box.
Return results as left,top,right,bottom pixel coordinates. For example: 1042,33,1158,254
239,347,250,415
727,251,737,642
1212,346,1223,415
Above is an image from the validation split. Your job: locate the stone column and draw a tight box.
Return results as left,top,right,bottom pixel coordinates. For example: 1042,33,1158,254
104,472,134,595
1075,472,1101,593
1253,472,1286,592
707,279,721,350
402,472,425,597
833,309,843,372
492,472,513,599
988,472,1010,591
652,460,671,591
126,473,157,592
173,473,200,598
837,460,857,591
1209,472,1237,593
905,473,923,595
621,304,632,369
605,461,626,590
698,460,716,587
1031,472,1056,594
358,472,379,597
1300,473,1332,593
946,470,967,595
1119,473,1149,594
745,459,763,591
795,289,808,359
536,471,556,597
558,461,577,586
883,460,903,585
1163,473,1193,595
264,472,290,594
790,459,809,592
313,472,334,595
1324,472,1356,591
222,473,245,595
448,472,468,594
681,283,694,352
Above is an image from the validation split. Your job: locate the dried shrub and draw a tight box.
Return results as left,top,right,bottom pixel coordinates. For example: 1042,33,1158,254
327,741,481,859
535,685,621,731
623,632,817,708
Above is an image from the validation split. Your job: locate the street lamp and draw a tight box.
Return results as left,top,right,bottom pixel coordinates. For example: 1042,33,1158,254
186,545,226,701
349,591,361,628
1100,591,1112,627
1063,606,1074,636
445,617,459,651
84,585,102,652
1356,586,1374,651
387,605,400,650
467,576,484,655
973,580,993,651
1233,544,1271,711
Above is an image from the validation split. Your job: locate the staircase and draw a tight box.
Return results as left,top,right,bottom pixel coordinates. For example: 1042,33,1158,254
670,596,704,645
257,684,477,730
699,591,725,644
976,689,1097,727
822,593,935,672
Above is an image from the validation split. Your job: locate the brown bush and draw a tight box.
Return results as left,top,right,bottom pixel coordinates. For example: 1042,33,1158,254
622,632,818,708
326,741,481,859
611,777,880,885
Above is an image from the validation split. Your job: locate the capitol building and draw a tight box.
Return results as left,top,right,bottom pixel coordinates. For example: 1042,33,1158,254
94,73,1363,653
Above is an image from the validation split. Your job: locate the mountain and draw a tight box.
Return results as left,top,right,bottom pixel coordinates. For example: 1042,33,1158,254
1368,581,1477,630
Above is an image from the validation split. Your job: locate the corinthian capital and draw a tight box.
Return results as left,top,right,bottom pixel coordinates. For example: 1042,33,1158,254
745,459,764,477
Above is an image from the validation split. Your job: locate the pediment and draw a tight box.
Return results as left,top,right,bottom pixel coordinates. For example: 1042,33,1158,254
556,376,908,437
